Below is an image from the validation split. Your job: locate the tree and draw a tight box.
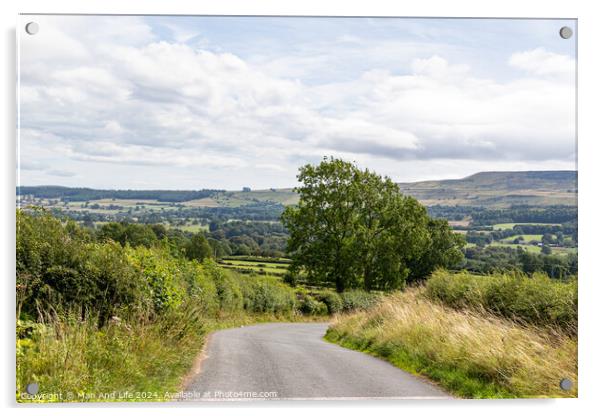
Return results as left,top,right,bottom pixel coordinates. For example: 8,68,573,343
98,222,158,248
282,157,464,292
542,233,555,245
150,223,168,240
406,218,465,283
185,232,213,262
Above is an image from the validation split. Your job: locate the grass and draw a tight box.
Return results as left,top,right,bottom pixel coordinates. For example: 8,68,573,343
493,223,561,231
17,310,324,403
552,246,578,255
500,234,542,243
424,270,577,333
213,189,299,207
17,306,210,403
487,242,577,256
325,288,577,398
218,258,290,276
489,242,542,253
171,223,209,233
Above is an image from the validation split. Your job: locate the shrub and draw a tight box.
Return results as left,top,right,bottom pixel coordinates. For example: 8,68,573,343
425,270,577,333
126,246,185,316
239,276,296,314
203,261,243,314
180,261,219,316
340,290,380,312
315,291,343,314
298,296,328,316
17,211,146,324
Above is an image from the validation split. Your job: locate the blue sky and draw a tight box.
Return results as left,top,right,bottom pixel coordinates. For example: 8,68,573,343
147,16,576,83
18,16,576,190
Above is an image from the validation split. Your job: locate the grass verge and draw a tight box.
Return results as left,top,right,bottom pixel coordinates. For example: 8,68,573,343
17,311,325,403
425,270,577,335
325,288,577,398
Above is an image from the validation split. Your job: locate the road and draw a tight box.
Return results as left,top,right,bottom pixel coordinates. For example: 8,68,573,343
181,322,450,400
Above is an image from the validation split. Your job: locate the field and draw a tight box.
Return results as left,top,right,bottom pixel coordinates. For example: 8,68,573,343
212,189,299,207
169,222,209,233
481,242,575,256
493,222,561,230
500,234,543,243
489,242,542,253
218,257,290,276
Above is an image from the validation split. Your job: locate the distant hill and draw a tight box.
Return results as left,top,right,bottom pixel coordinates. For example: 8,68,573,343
204,170,577,208
17,171,577,209
16,186,223,203
397,171,577,207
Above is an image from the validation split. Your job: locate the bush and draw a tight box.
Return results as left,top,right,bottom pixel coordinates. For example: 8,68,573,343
17,211,146,325
298,295,328,316
283,270,300,286
315,291,343,314
204,261,243,314
340,290,380,312
425,270,577,333
239,276,296,314
180,261,219,316
126,246,185,315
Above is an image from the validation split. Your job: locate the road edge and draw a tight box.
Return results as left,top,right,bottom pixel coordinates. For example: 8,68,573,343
179,332,213,392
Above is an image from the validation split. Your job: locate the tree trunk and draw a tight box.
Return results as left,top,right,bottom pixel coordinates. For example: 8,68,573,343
336,275,344,293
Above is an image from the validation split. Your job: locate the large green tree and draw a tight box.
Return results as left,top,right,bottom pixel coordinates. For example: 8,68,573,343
282,157,464,292
185,232,213,262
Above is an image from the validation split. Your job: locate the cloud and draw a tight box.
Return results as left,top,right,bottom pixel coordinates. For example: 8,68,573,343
18,16,576,189
411,55,470,78
509,48,575,77
46,169,76,177
19,160,49,171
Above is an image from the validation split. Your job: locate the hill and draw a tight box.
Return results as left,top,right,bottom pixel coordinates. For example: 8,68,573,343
222,170,577,208
17,170,577,209
397,170,577,207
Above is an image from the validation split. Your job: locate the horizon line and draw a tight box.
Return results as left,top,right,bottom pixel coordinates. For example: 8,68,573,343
15,169,578,193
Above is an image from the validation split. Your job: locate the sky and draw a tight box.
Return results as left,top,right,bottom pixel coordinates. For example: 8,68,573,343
18,15,577,190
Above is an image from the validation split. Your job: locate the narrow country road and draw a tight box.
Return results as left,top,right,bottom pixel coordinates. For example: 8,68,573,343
181,322,450,400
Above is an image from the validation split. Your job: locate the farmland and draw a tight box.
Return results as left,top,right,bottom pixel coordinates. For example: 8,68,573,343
16,170,578,276
218,256,290,276
493,222,561,230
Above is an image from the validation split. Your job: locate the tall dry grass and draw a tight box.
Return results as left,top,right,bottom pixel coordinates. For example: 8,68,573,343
425,270,577,335
326,288,577,398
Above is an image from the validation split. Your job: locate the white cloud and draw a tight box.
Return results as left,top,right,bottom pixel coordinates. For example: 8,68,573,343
411,55,470,79
509,48,575,77
46,169,76,177
18,16,576,189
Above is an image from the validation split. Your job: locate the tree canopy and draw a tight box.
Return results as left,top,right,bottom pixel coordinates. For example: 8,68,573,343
282,157,465,292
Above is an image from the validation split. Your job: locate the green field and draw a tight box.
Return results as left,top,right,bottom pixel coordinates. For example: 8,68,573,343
493,223,560,230
211,189,299,207
218,257,290,276
171,223,209,233
489,242,542,253
500,234,543,243
552,246,578,255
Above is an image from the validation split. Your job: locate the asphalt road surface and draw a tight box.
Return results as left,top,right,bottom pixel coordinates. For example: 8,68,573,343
182,322,450,401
